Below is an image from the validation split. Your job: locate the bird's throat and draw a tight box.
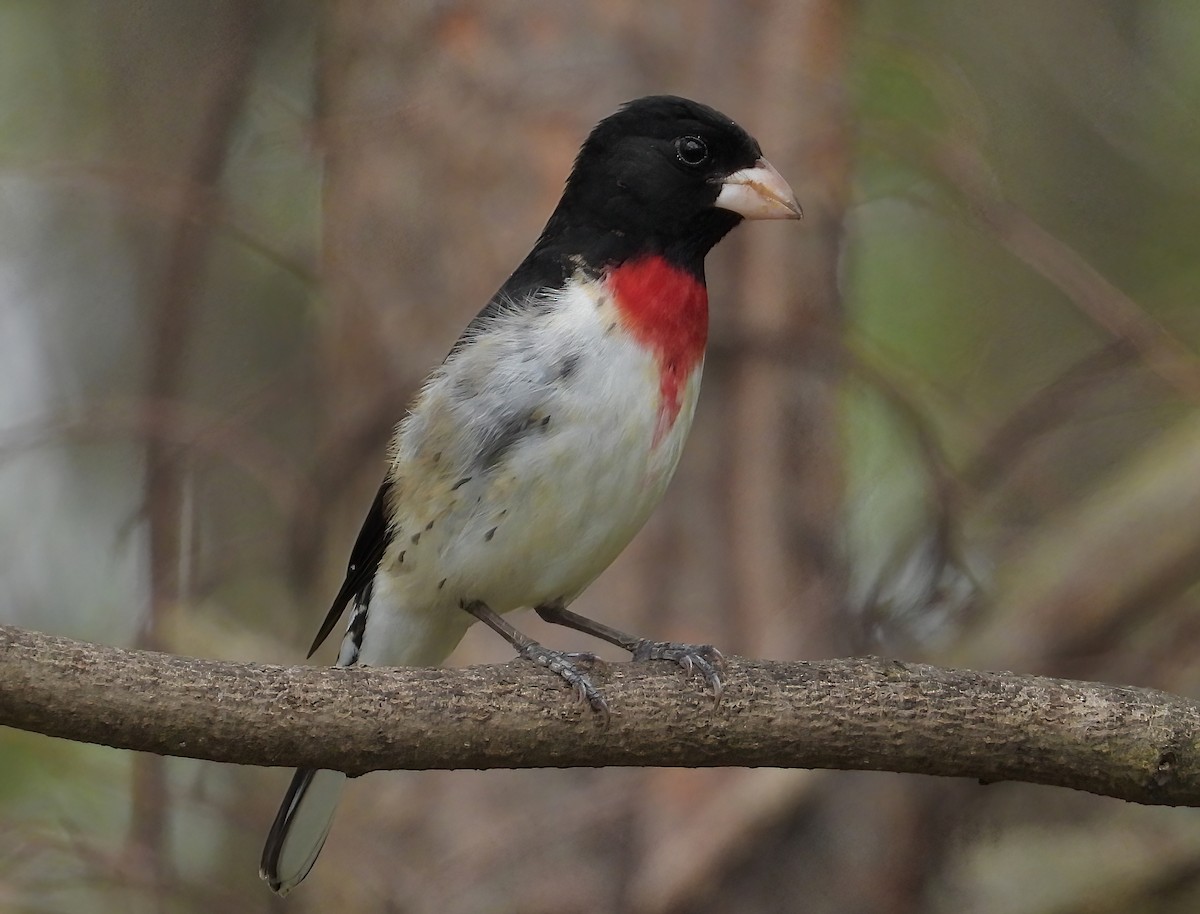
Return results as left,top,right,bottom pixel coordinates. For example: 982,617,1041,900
607,255,708,444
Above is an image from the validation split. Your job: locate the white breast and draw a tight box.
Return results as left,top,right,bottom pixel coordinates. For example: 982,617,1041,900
355,277,703,667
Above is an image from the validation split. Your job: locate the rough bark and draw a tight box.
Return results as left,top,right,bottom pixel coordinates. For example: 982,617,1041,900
0,625,1197,806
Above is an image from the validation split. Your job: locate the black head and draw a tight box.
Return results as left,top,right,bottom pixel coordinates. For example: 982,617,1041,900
534,95,799,278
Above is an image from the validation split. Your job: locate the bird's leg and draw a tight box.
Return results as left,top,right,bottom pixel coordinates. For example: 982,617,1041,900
461,600,608,715
535,602,725,705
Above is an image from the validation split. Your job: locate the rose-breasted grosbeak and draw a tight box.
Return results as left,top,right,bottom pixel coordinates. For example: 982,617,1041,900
261,95,800,893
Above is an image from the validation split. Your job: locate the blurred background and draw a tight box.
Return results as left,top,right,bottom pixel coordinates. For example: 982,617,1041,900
2,1,1200,912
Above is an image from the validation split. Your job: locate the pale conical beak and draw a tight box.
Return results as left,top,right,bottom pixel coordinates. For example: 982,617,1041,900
714,157,802,220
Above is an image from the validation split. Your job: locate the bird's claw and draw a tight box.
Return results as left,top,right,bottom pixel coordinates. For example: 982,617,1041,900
631,640,725,706
563,650,600,663
519,643,609,718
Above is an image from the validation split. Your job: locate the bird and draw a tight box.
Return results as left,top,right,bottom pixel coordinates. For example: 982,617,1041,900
260,94,801,894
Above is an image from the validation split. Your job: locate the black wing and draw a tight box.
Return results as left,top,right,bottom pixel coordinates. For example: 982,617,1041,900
306,480,393,658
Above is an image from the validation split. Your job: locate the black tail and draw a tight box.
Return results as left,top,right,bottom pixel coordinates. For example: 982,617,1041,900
260,768,347,894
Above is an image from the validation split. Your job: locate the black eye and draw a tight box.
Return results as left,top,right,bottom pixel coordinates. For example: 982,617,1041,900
675,135,709,167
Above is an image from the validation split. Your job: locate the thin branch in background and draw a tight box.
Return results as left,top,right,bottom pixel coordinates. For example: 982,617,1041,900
0,397,314,518
710,328,979,645
843,340,986,643
933,140,1200,403
1048,524,1200,667
9,161,318,288
963,337,1138,491
131,3,265,899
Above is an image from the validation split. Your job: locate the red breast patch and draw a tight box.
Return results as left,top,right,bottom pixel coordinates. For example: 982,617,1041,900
607,255,708,444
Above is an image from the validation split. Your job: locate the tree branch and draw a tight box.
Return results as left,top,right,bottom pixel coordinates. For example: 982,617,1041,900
1,624,1197,805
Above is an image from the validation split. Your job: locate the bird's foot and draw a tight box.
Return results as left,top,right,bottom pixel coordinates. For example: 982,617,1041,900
518,643,608,717
631,640,725,706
